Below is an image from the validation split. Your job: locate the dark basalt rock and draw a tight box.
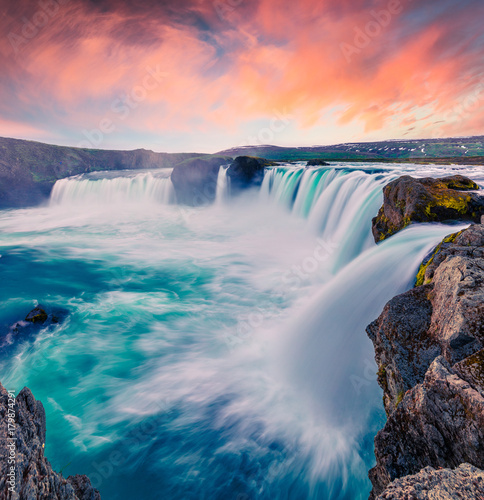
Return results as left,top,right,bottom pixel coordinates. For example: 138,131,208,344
375,463,484,500
372,175,484,242
368,223,484,498
170,155,232,205
367,285,438,414
25,306,48,324
370,356,484,498
226,156,275,194
170,155,275,204
306,159,330,166
2,305,68,351
0,382,100,499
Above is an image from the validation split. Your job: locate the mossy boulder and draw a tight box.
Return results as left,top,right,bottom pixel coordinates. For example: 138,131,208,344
372,175,484,242
25,306,48,324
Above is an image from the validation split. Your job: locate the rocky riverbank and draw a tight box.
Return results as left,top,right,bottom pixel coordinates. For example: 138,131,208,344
372,175,484,242
0,382,100,499
368,176,484,499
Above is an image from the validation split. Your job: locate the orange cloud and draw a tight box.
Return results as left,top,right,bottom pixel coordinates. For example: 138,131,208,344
0,0,483,150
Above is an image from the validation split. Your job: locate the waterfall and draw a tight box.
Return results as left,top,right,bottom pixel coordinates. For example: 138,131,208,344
2,160,478,500
215,166,230,204
261,166,397,270
50,171,176,206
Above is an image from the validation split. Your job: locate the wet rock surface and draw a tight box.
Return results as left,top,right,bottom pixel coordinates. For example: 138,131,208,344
368,222,484,498
171,155,275,204
170,155,232,205
372,175,484,242
1,305,68,351
24,307,48,324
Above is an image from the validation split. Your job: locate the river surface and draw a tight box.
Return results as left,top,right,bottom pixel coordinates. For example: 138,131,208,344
1,162,482,499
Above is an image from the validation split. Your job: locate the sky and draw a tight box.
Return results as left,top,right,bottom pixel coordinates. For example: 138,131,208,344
0,0,483,153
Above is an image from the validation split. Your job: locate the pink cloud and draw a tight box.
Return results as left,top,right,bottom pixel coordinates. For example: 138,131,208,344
0,0,483,149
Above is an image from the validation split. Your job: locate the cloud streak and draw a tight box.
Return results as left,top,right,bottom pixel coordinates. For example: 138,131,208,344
0,0,483,151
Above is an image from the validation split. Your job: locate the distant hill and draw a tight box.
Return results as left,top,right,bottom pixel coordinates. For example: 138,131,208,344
0,137,201,208
217,136,484,161
1,135,484,209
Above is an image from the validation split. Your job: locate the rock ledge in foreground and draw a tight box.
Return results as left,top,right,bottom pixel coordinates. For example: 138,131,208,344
376,463,484,500
368,222,484,498
0,382,100,499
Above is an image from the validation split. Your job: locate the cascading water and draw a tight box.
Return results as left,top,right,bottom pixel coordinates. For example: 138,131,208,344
0,162,481,499
50,170,176,206
215,165,230,204
259,165,397,271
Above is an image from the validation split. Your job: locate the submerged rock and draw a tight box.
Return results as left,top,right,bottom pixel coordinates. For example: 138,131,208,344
376,463,484,500
368,222,484,498
25,306,48,324
0,382,100,499
2,305,68,351
372,175,484,242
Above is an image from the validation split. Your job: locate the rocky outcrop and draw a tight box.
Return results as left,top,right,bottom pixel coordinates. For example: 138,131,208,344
372,175,484,242
171,155,275,204
170,155,232,205
2,306,68,351
306,159,330,166
367,222,484,498
226,156,275,195
24,306,48,324
0,382,100,499
370,356,484,496
376,463,484,500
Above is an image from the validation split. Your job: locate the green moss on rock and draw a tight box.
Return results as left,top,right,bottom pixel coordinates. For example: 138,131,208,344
372,175,484,243
415,230,465,286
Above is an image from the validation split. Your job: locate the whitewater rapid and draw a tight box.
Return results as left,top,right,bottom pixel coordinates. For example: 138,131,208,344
0,162,481,499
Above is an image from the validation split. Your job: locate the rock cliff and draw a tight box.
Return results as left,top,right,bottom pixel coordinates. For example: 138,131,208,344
0,382,100,499
367,219,484,498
